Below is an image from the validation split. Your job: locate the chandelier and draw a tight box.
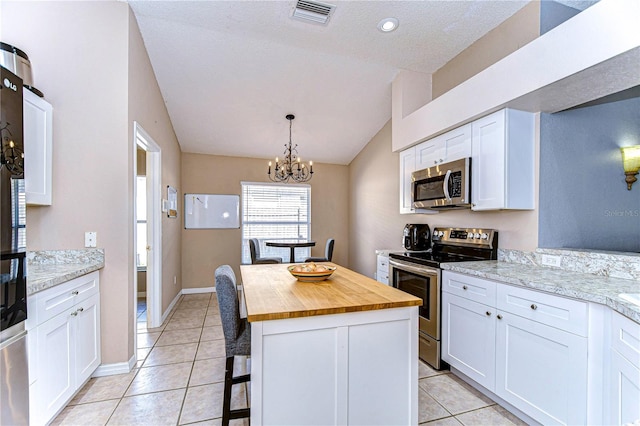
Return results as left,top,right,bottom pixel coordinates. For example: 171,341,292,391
0,122,24,176
267,114,313,183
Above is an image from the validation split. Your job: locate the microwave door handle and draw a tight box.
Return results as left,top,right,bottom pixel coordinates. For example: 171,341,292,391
443,170,452,200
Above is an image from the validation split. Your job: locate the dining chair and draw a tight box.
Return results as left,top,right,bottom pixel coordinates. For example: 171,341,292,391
215,265,251,426
249,238,282,264
305,238,334,262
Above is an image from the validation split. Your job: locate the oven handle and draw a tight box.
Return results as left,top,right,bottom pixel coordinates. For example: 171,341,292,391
389,259,439,277
443,169,452,201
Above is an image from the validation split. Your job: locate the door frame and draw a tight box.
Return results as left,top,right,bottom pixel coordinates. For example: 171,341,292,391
133,122,162,331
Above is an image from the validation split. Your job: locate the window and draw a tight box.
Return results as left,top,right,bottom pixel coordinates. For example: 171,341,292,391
241,182,311,264
136,175,147,268
11,178,26,250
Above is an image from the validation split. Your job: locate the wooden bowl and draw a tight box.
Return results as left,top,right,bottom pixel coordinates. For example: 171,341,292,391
287,264,337,282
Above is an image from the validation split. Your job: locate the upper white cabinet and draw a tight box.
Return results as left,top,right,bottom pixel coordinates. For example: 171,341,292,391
23,88,53,205
471,109,534,211
415,124,471,170
399,148,416,214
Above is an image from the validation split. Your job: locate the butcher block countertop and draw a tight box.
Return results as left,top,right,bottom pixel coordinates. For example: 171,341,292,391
240,263,422,322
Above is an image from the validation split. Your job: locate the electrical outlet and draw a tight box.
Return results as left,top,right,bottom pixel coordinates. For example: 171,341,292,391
85,232,97,248
541,254,561,268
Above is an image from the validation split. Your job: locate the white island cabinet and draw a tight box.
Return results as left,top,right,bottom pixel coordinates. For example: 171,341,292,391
241,263,421,425
26,271,101,426
442,271,589,425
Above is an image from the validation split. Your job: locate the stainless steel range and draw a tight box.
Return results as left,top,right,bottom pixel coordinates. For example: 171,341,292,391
389,227,498,369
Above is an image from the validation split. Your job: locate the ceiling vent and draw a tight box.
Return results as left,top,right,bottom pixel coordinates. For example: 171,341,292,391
291,0,336,25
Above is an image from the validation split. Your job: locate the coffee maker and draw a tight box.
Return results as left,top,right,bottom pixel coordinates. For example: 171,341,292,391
403,224,430,251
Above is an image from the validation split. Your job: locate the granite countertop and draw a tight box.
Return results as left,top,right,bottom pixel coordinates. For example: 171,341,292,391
27,249,105,296
441,260,640,324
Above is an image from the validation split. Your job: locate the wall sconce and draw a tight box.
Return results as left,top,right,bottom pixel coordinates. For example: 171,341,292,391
621,145,640,190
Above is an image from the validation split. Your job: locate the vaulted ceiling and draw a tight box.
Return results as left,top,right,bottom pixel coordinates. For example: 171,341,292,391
128,1,578,165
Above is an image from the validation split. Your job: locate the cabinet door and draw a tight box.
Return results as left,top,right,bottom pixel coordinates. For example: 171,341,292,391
442,292,496,390
23,89,53,205
399,148,416,214
75,292,101,383
415,138,444,170
610,349,640,425
471,110,506,210
495,312,587,425
33,311,74,425
443,123,472,162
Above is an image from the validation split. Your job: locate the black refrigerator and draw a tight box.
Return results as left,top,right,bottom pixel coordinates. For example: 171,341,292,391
0,65,29,425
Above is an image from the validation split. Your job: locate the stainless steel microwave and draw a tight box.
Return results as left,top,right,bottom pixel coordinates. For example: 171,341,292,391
412,157,471,210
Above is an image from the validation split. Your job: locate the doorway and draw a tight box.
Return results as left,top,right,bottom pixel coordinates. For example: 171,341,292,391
133,122,162,343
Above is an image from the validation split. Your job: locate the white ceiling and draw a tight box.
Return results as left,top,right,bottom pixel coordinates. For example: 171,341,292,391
128,0,538,165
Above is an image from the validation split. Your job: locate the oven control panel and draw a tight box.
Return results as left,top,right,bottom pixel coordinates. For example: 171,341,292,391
432,227,497,248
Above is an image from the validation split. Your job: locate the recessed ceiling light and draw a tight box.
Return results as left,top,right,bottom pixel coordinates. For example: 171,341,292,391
377,18,399,33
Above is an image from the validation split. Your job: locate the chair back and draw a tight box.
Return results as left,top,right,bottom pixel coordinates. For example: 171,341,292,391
249,238,260,264
325,238,335,261
215,265,242,355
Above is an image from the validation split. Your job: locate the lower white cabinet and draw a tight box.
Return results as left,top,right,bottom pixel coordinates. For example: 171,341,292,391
442,271,588,425
376,254,390,285
609,312,640,425
495,309,587,425
27,272,101,425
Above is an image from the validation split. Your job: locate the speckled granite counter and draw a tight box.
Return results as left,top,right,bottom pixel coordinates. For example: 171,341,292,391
441,260,640,324
27,249,104,295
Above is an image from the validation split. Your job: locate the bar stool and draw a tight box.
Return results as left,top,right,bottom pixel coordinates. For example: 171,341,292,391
215,265,251,425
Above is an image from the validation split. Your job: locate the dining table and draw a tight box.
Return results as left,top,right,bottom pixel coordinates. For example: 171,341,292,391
265,240,315,263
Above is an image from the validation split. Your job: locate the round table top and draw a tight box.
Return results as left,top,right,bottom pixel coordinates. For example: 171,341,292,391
265,241,316,248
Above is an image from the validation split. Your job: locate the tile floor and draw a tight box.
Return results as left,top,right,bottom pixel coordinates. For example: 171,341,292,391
52,293,526,425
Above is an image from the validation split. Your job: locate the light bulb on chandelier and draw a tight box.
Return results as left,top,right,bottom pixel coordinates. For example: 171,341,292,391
267,114,314,183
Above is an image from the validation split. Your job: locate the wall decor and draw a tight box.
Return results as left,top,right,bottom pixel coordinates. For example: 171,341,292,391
184,194,240,229
167,186,177,218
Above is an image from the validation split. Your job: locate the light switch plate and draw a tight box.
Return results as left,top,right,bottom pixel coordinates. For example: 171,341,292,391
85,232,97,248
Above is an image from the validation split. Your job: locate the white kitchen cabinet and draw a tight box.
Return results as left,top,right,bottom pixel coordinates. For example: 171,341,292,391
399,148,415,214
609,312,640,425
376,254,390,285
471,109,534,211
415,124,471,170
399,147,437,215
26,272,101,426
442,271,589,425
495,310,588,425
442,292,496,390
23,88,53,205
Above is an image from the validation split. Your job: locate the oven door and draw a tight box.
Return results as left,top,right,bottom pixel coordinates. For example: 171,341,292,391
389,258,440,340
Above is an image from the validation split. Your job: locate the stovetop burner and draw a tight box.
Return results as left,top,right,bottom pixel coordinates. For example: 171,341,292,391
389,227,498,268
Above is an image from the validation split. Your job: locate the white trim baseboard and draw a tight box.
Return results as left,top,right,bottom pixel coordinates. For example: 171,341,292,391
92,354,136,377
182,287,215,294
161,291,182,324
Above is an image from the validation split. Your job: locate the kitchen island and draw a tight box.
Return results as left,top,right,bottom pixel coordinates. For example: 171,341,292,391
240,263,422,425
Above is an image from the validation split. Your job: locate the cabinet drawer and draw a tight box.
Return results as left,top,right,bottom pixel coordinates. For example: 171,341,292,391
442,271,497,306
377,255,389,272
376,269,389,285
32,272,99,325
497,284,588,336
612,312,640,366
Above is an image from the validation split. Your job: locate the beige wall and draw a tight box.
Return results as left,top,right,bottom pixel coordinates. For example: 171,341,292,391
348,119,539,278
128,12,183,315
431,1,540,99
3,1,182,365
182,153,349,287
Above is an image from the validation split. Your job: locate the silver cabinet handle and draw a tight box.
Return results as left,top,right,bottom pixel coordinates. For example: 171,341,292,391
72,290,79,296
530,304,537,310
462,285,468,290
77,307,84,313
497,314,503,320
486,311,491,316
71,311,78,317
